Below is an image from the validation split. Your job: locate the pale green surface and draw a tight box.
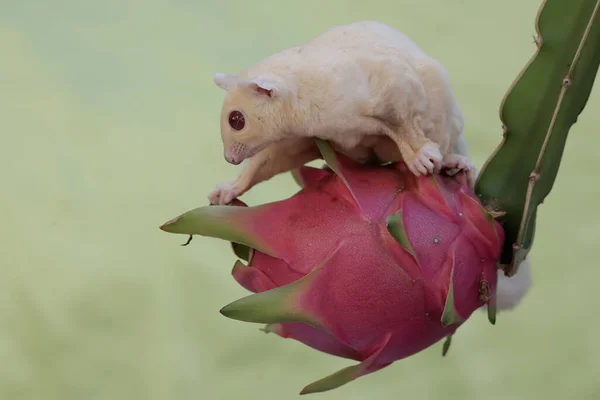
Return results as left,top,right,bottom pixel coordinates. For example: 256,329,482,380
1,1,599,399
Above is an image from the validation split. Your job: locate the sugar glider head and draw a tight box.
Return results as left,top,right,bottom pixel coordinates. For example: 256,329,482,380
213,72,290,165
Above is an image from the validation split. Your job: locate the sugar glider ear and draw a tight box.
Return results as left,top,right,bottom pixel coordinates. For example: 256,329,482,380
213,73,238,91
241,76,279,98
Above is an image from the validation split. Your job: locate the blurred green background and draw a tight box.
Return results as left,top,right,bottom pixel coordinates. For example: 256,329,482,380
2,0,599,399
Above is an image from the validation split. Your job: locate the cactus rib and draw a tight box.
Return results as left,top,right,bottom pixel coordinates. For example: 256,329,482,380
517,0,600,249
476,0,600,276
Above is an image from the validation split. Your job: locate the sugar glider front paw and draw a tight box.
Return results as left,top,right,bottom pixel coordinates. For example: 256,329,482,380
407,143,443,176
442,154,476,188
208,182,240,205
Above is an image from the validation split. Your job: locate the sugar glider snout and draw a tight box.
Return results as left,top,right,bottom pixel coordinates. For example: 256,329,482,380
224,142,250,165
224,153,243,165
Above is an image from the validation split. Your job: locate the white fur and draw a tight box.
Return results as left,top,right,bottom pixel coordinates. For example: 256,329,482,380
495,257,533,311
213,73,237,91
209,21,473,205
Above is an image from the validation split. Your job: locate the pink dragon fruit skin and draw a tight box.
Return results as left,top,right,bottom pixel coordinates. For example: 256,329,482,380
160,140,504,395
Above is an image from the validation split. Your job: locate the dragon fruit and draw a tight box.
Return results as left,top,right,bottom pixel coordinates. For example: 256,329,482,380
160,140,504,395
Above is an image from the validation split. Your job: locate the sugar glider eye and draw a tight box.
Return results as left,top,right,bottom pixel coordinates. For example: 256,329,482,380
228,111,245,131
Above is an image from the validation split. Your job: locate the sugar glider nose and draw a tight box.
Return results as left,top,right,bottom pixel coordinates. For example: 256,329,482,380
225,154,242,165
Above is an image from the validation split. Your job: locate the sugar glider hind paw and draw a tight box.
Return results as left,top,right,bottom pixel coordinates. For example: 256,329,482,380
208,182,239,205
442,154,476,187
408,143,443,176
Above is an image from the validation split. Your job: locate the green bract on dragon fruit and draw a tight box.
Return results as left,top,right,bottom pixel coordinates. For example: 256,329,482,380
160,140,504,395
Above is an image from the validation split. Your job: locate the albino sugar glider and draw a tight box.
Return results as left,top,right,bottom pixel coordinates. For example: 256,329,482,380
209,20,475,205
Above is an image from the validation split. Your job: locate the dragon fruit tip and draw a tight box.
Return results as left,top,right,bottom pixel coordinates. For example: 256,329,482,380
440,283,465,328
159,216,181,231
218,285,313,325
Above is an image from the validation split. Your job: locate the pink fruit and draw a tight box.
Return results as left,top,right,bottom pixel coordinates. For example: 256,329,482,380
160,140,504,395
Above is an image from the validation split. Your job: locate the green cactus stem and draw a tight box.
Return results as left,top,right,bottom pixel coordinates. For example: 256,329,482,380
475,0,600,276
